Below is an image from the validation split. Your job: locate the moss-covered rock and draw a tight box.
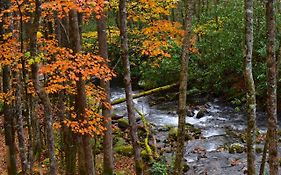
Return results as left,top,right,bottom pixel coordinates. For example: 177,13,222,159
255,146,263,154
117,118,129,130
114,145,133,156
196,107,208,119
183,164,190,172
229,143,244,154
115,171,126,175
191,128,202,139
168,127,178,141
114,137,127,147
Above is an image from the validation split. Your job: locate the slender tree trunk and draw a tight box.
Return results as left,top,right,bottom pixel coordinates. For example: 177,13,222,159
69,9,95,175
55,14,77,175
0,1,17,174
173,0,192,175
119,0,143,174
14,73,28,175
96,7,114,175
259,131,269,175
2,66,17,175
29,0,57,174
265,0,279,174
244,0,256,174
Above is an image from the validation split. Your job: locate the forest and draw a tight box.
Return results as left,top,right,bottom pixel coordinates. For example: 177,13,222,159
0,0,280,174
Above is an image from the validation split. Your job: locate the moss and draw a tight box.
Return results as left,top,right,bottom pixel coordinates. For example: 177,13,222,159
168,127,178,141
183,164,190,172
229,143,244,154
114,145,133,157
115,171,126,175
114,137,127,147
117,118,129,130
141,150,150,161
255,147,263,154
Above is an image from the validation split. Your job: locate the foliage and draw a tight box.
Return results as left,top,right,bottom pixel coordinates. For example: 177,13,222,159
149,162,168,175
114,145,134,157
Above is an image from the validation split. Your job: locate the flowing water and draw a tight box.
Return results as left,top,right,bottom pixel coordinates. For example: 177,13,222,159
111,87,281,175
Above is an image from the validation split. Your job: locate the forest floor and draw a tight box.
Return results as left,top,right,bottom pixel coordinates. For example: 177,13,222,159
0,118,7,175
0,116,137,175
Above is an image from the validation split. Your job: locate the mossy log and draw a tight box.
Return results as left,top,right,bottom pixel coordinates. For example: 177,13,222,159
134,108,159,162
111,83,178,105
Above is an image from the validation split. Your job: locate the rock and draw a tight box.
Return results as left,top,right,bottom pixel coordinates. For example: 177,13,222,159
168,127,178,141
114,145,133,156
183,164,190,172
114,137,127,147
157,127,169,132
229,143,244,154
186,109,194,117
117,118,129,130
161,147,172,153
185,133,193,141
112,114,124,120
186,123,195,129
136,117,142,123
115,171,126,175
196,107,208,119
255,146,263,154
192,128,202,139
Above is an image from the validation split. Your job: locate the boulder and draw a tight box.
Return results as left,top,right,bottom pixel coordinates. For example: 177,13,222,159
117,118,129,130
196,107,208,119
112,114,124,121
114,145,133,156
255,147,263,154
229,143,244,154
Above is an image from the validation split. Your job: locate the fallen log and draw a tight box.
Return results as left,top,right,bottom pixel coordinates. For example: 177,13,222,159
135,107,159,162
111,83,178,105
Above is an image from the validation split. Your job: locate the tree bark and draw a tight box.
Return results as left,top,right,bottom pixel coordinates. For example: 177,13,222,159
173,0,192,174
29,0,57,174
96,7,114,175
14,73,28,175
2,66,17,175
265,0,279,174
0,1,17,174
244,0,256,174
119,0,143,174
69,9,95,175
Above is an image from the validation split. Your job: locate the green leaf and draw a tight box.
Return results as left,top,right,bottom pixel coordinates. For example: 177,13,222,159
24,52,31,58
28,59,34,65
34,56,41,63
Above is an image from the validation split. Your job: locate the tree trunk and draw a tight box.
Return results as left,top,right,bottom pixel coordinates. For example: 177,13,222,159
55,14,77,175
265,0,279,174
0,1,17,174
14,73,28,175
244,0,256,174
173,0,192,174
69,9,95,175
29,0,57,174
2,66,17,175
96,7,114,175
119,0,143,174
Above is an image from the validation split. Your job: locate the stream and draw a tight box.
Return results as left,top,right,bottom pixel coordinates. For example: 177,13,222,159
111,87,281,175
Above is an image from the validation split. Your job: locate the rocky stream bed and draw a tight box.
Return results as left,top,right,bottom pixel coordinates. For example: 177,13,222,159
111,87,281,175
